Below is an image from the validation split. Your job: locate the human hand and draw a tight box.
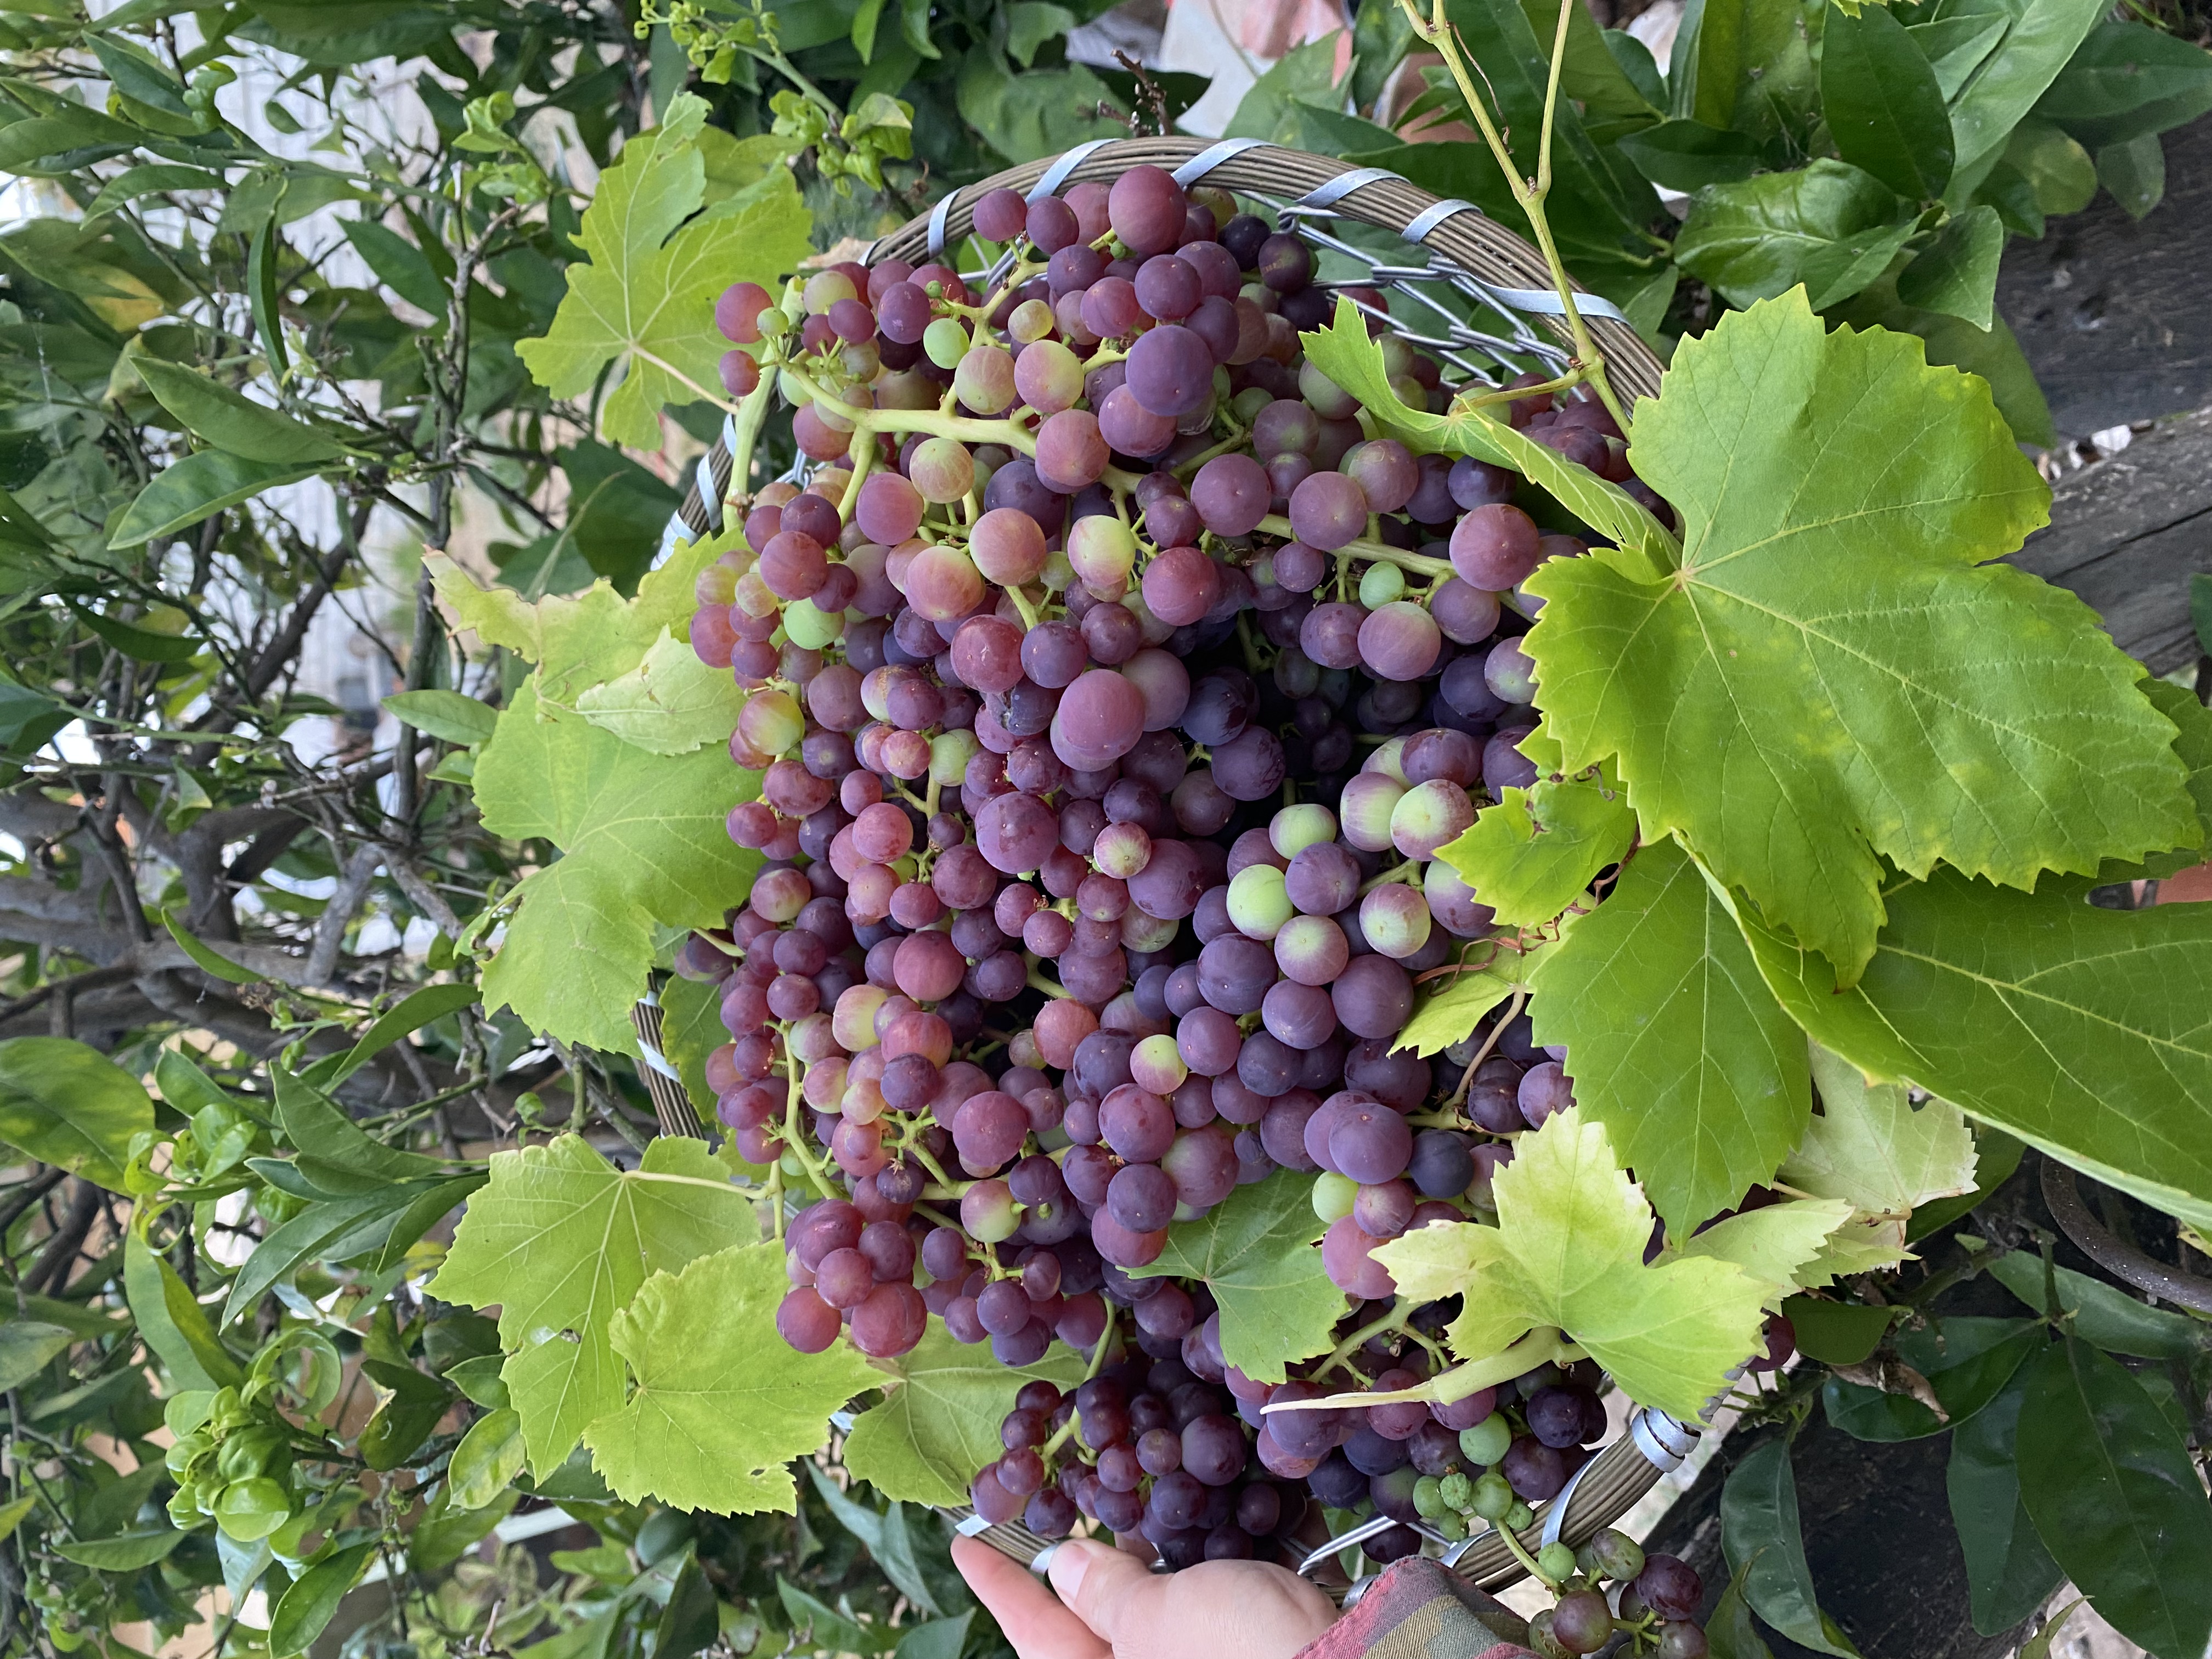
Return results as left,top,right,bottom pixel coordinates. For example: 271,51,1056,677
951,1534,1339,1659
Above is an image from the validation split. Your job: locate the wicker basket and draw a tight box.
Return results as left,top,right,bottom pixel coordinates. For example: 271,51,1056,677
645,137,1695,1601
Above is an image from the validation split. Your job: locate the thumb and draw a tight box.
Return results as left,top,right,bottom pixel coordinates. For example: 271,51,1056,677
1046,1538,1163,1646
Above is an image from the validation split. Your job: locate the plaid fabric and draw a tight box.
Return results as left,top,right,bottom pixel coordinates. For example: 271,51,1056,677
1293,1558,1538,1659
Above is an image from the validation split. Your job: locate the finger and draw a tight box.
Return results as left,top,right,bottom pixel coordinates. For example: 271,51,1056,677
951,1536,1109,1659
1045,1537,1166,1646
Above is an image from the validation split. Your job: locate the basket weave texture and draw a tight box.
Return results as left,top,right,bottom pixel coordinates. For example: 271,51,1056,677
646,136,1691,1598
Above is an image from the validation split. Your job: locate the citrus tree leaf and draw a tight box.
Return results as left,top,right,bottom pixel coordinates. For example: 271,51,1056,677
111,450,323,548
474,675,759,1053
1740,870,2212,1232
1822,1316,2044,1440
1947,0,2111,182
2015,1338,2212,1658
1948,1363,2066,1634
0,1322,75,1391
842,1324,1086,1507
575,628,744,755
130,357,348,465
582,1242,876,1514
1527,290,2195,981
1722,1440,1862,1657
1128,1171,1346,1383
381,689,498,746
429,1134,754,1475
515,94,810,448
1672,161,1915,310
1371,1107,1770,1417
1391,936,1550,1058
0,1037,155,1191
1895,205,2005,328
1820,0,1954,200
1435,768,1635,929
1528,839,1811,1232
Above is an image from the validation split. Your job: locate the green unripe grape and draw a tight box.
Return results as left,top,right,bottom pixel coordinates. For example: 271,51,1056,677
1537,1541,1579,1583
1226,864,1294,941
923,317,970,370
1470,1468,1515,1521
1131,1032,1187,1094
1269,802,1337,859
1312,1171,1357,1223
1412,1475,1445,1519
1438,1470,1474,1511
930,729,980,785
1589,1527,1645,1583
1232,385,1273,424
1358,563,1406,608
737,687,805,757
1039,548,1074,592
783,595,843,650
213,1477,291,1542
1506,1500,1536,1531
1008,298,1056,344
1367,735,1411,786
1390,777,1477,861
1459,1412,1513,1466
802,270,857,315
779,1149,809,1179
1435,1508,1469,1542
1066,515,1136,592
1576,1542,1601,1579
758,306,794,338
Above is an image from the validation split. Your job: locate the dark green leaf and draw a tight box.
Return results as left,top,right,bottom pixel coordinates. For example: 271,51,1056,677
1352,0,1418,112
2005,118,2097,215
1604,29,1668,112
1822,1316,2044,1440
1615,118,1764,190
274,1067,446,1181
2192,573,2212,656
1722,1439,1860,1656
779,1576,894,1654
1004,1,1074,67
125,1228,244,1391
111,449,321,548
1908,15,2008,101
359,1357,452,1471
1668,0,1820,142
380,689,498,746
1946,0,2111,188
327,983,481,1085
1895,205,2005,328
87,163,225,217
1705,1559,1776,1659
1985,1251,2207,1359
1821,0,1953,198
0,109,139,173
2016,1338,2212,1658
1948,1356,2066,1635
269,1542,378,1657
2096,133,2165,218
1674,159,1916,308
895,1612,975,1659
87,34,190,117
66,599,201,662
1521,0,1662,131
2034,20,2212,149
952,47,1126,166
359,1173,486,1274
0,1036,155,1189
341,219,448,317
851,0,886,61
54,1528,187,1570
131,357,346,465
807,1465,942,1615
1782,1296,1894,1365
247,213,287,381
0,1321,73,1390
655,1554,722,1659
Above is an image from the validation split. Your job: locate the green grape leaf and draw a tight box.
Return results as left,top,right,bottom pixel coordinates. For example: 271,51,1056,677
1667,1198,1855,1300
1739,869,2212,1232
428,1134,754,1475
1391,937,1551,1059
0,1037,155,1192
842,1325,1086,1507
574,628,743,755
2015,1338,2212,1658
1528,289,2196,981
584,1243,876,1514
1527,840,1810,1232
474,676,759,1053
515,94,810,449
1129,1172,1346,1384
1787,1046,1978,1218
427,532,717,710
1297,300,1675,573
1435,767,1635,928
1371,1107,1770,1418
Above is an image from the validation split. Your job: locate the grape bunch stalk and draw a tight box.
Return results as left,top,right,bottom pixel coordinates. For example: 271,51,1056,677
674,160,1704,1609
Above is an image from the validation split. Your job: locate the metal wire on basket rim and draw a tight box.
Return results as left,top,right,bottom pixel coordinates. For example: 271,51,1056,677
641,136,1681,1596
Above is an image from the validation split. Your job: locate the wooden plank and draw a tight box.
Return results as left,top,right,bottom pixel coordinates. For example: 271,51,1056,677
1996,112,2212,439
2010,407,2212,674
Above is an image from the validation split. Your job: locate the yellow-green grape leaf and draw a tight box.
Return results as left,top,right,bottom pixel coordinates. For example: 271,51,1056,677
1297,298,1677,574
1527,840,1812,1233
1525,290,2197,982
584,1243,876,1514
427,529,719,710
1436,768,1636,929
1667,1198,1858,1301
473,675,759,1053
428,1134,754,1475
1371,1107,1770,1418
1391,937,1551,1058
1128,1172,1346,1384
574,628,744,755
842,1325,1086,1507
515,94,811,449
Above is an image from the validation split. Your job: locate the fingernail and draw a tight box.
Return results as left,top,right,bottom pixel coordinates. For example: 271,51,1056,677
1048,1537,1094,1602
1028,1543,1060,1577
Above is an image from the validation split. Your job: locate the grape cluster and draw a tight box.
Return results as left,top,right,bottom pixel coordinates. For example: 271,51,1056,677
674,160,1706,1611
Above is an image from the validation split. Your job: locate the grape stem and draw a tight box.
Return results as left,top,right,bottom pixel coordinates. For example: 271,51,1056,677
1392,0,1635,439
772,1023,842,1203
1441,984,1526,1120
1252,515,1453,582
1358,860,1424,895
725,332,787,513
1267,1326,1586,1412
1494,1517,1558,1590
1025,964,1073,1000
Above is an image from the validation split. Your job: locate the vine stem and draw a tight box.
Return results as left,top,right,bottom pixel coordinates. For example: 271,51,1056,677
1393,0,1633,438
